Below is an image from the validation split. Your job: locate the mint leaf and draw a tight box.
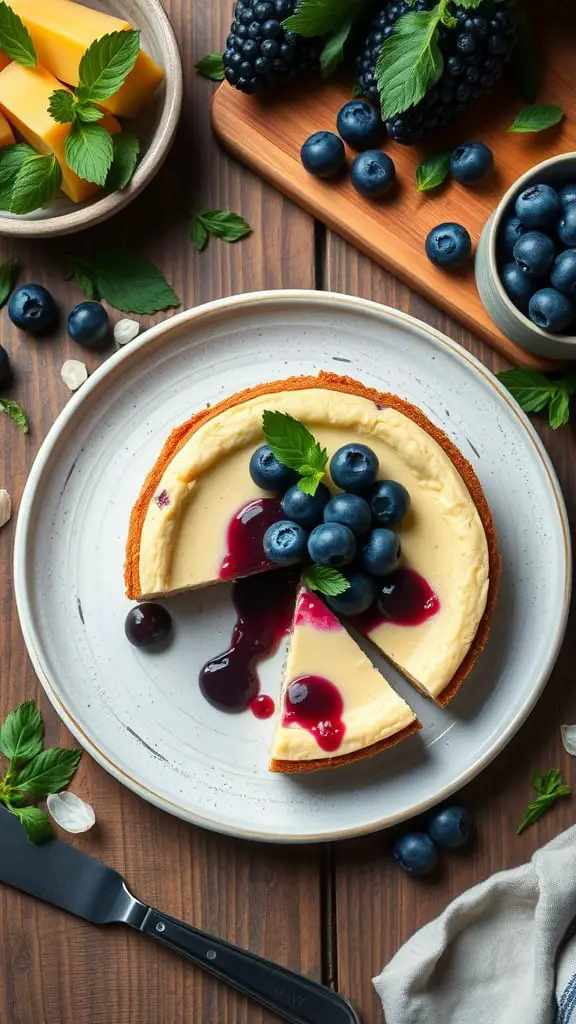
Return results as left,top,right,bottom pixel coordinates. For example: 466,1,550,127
549,390,571,430
48,89,76,125
375,9,442,120
0,257,19,308
449,0,483,7
298,472,325,496
10,153,62,214
14,747,82,796
72,264,100,301
517,768,570,834
0,1,36,67
509,104,564,133
497,368,555,413
0,144,36,208
0,399,29,433
283,0,368,36
193,210,252,246
0,701,43,762
510,7,540,104
262,410,328,494
77,29,141,103
190,213,209,252
75,102,105,124
320,20,352,77
416,149,451,191
304,566,351,597
69,250,179,314
65,121,113,186
195,51,225,81
11,805,54,843
107,132,140,190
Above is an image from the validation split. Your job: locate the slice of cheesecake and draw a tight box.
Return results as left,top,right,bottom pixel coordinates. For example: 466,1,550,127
269,585,420,773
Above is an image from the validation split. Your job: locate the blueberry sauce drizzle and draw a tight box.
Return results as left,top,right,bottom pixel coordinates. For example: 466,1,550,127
282,675,346,752
219,498,282,581
353,567,440,631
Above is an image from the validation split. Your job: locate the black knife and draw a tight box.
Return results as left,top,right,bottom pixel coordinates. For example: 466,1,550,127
0,807,360,1024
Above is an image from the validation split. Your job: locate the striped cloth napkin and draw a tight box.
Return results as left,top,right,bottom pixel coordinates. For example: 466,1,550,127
373,826,576,1024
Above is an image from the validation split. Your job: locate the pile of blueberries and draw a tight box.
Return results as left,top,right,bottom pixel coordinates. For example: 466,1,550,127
250,440,410,616
499,182,576,334
393,805,471,875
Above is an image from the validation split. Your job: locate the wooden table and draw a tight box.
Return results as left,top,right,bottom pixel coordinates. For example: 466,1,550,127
1,3,575,1022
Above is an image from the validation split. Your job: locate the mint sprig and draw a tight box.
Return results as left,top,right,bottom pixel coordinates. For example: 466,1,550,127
282,0,369,36
0,1,36,67
416,149,451,192
375,9,443,120
497,369,576,430
0,700,82,843
262,410,328,495
195,51,225,81
320,20,352,77
77,30,141,103
509,104,565,134
304,565,351,597
107,133,140,190
190,210,252,251
10,153,62,214
517,769,570,834
0,398,29,433
65,121,113,187
69,249,180,314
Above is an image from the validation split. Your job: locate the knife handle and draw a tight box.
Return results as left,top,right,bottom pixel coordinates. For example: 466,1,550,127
141,908,361,1024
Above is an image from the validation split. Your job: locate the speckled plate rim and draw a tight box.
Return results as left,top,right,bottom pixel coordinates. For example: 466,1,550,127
13,290,572,843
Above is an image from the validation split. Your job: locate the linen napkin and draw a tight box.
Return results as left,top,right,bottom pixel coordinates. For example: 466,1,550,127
373,826,576,1024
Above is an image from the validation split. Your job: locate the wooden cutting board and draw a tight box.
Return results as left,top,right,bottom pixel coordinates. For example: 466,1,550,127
211,0,576,369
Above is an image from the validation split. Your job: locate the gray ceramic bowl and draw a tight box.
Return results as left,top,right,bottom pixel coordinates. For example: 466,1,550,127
476,153,576,361
0,0,182,238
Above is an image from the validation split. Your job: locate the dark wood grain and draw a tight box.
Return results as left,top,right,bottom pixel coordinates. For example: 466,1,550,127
0,3,322,1023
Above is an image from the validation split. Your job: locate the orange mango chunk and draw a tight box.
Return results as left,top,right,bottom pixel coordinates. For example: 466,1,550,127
0,112,15,148
0,63,120,203
10,0,164,119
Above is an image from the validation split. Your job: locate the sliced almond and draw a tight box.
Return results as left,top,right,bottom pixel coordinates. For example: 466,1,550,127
61,360,88,392
0,489,11,529
114,319,140,346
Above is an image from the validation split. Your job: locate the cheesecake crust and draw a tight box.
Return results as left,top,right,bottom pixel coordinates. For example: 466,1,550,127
270,720,423,774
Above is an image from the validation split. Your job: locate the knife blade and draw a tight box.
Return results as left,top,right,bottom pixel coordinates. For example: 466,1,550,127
0,808,361,1024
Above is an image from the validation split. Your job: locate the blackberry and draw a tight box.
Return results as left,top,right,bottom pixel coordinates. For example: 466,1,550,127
355,1,516,144
223,0,322,94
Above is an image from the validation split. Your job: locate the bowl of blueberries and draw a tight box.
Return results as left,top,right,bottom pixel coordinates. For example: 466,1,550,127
475,153,576,360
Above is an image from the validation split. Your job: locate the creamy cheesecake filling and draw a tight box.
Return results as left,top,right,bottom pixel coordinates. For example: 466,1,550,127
270,588,417,762
138,388,489,698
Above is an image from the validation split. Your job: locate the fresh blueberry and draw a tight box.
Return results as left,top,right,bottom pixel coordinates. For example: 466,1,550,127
323,493,372,536
249,445,299,492
330,443,379,493
263,520,308,565
393,832,438,876
361,528,401,577
551,250,576,297
281,482,330,529
369,480,410,527
559,183,576,207
558,204,576,247
336,100,384,151
301,131,346,179
425,222,471,268
308,522,357,568
325,570,376,617
513,231,555,278
428,805,471,848
67,302,110,349
500,262,536,311
528,288,574,333
0,345,12,388
500,216,527,260
449,141,493,185
125,603,172,649
350,150,395,198
514,183,561,230
8,284,57,335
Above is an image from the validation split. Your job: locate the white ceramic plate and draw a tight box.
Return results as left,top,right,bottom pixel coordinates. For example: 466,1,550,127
14,291,571,843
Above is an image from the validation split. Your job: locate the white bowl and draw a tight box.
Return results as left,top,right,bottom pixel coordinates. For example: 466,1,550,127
475,152,576,361
0,0,182,238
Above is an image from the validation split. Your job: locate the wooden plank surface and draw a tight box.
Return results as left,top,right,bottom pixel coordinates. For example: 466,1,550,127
211,0,575,371
0,3,324,1023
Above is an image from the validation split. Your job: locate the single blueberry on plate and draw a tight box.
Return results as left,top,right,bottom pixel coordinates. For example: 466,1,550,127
323,492,372,536
500,216,526,259
249,445,299,492
559,183,576,207
370,480,410,527
449,141,493,185
513,231,555,278
500,261,536,311
308,522,357,568
8,284,57,335
425,223,471,268
325,570,376,617
428,806,471,848
558,204,576,247
330,443,379,493
125,603,172,649
336,100,383,150
67,302,110,349
301,131,346,178
0,345,12,388
281,482,330,529
551,250,576,296
361,528,401,577
263,520,308,565
393,832,438,876
528,288,574,333
350,150,395,198
514,183,561,230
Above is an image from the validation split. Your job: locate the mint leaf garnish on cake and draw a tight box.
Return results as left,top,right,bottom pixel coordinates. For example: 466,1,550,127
303,565,351,597
262,410,328,496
